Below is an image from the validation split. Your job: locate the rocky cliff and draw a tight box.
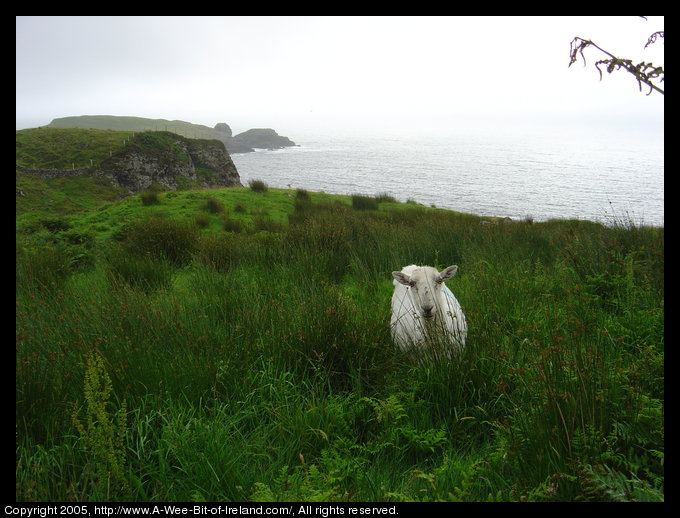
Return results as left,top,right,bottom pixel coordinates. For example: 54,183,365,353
96,131,242,193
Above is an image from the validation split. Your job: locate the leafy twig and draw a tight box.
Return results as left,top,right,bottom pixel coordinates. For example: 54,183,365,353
569,36,664,96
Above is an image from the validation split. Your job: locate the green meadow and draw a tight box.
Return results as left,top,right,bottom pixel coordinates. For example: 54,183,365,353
16,165,663,501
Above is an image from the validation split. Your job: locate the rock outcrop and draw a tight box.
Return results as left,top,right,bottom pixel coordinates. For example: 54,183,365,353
229,128,297,152
214,122,232,137
96,131,242,193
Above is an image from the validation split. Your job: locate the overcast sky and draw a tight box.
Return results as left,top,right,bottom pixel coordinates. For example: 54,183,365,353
16,16,664,139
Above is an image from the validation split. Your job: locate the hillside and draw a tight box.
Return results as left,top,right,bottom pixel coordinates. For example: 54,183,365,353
15,123,664,503
48,115,297,153
15,178,664,502
16,127,133,169
16,127,242,217
49,115,224,140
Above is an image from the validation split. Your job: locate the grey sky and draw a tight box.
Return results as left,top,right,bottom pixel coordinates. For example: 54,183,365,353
16,16,664,138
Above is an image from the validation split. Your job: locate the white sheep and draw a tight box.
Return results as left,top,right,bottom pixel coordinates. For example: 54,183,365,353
390,264,467,360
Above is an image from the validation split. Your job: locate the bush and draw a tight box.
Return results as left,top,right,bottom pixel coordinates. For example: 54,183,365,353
16,242,72,292
248,179,269,193
375,192,397,203
204,197,225,214
196,233,245,272
59,228,97,270
140,191,159,206
195,214,210,228
252,214,285,233
38,216,72,233
120,216,199,267
351,194,379,211
221,216,244,233
295,189,311,201
105,245,174,292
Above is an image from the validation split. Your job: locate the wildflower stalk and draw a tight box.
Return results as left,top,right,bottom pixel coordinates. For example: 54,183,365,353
72,351,128,497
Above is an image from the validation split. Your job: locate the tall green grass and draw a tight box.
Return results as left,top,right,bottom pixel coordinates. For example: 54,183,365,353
16,192,664,501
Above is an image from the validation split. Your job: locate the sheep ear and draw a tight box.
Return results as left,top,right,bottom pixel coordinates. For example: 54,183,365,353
437,265,458,283
392,271,412,286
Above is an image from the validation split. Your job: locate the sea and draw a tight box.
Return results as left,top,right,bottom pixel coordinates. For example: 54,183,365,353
230,128,664,227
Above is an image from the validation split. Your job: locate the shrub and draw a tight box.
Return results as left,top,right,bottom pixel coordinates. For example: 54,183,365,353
195,214,210,228
221,216,244,233
60,228,96,247
38,216,72,233
252,214,285,233
105,245,174,292
351,194,379,211
375,192,397,203
16,242,72,292
196,233,245,272
120,216,199,267
140,191,159,206
288,200,350,226
293,198,313,214
295,188,311,201
53,229,96,271
248,179,269,193
204,197,224,214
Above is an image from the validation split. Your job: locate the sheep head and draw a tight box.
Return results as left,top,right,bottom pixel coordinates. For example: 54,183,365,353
392,265,458,319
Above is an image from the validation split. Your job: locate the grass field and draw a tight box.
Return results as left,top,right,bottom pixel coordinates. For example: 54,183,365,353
16,127,134,170
16,182,664,502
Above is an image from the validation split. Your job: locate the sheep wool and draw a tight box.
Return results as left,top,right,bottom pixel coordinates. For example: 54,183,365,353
390,264,467,361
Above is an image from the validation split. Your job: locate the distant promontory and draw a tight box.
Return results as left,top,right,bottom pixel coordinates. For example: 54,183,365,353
230,128,297,151
48,115,297,154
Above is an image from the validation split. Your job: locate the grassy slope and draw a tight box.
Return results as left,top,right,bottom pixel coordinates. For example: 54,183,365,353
16,134,664,502
16,127,133,218
16,170,128,217
16,127,134,169
48,115,225,140
15,127,238,221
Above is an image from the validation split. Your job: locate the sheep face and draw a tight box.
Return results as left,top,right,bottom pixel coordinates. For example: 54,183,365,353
392,265,458,320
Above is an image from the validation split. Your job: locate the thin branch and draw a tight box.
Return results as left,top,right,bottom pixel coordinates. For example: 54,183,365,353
645,31,664,49
569,36,664,96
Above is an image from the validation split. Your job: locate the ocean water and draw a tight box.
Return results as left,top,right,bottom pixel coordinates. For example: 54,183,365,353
231,129,664,227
